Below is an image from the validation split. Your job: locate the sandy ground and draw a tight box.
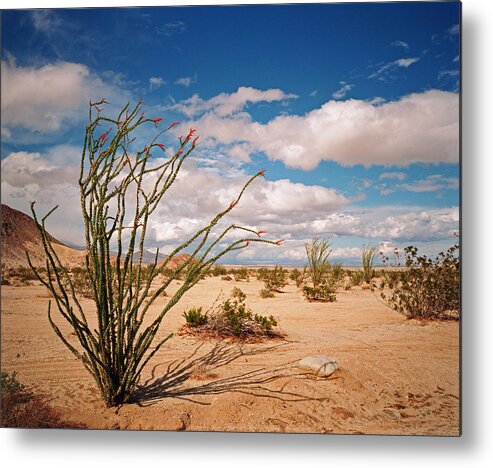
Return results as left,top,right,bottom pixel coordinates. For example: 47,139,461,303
1,276,460,435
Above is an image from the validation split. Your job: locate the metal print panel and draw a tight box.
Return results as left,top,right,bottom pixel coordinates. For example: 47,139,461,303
0,1,461,435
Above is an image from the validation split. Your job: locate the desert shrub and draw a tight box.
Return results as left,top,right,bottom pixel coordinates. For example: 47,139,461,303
256,267,269,281
28,100,279,406
380,241,459,319
1,266,11,285
183,307,208,327
259,288,275,298
1,372,85,428
362,245,378,283
305,238,331,288
221,275,233,281
68,266,94,299
231,287,246,302
210,265,227,277
349,270,364,286
303,239,342,302
261,266,288,293
233,267,249,281
9,266,38,284
303,282,337,302
182,293,279,338
289,268,307,288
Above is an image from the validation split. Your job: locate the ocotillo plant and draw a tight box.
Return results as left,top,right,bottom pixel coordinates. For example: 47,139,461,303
28,99,279,406
361,245,378,284
305,238,332,288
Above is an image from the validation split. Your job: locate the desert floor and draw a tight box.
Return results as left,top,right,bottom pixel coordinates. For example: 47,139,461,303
1,276,459,435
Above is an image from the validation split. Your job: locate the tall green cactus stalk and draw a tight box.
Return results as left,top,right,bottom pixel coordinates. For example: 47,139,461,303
28,99,278,406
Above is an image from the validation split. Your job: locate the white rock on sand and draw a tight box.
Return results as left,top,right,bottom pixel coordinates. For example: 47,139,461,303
299,355,339,376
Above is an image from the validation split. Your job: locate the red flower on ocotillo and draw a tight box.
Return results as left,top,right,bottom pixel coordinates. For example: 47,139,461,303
157,144,166,151
245,241,251,247
102,137,108,145
257,230,266,237
169,121,180,128
275,239,284,246
230,200,237,209
153,118,163,127
192,136,200,146
101,98,109,104
98,130,109,140
176,150,183,156
257,168,267,177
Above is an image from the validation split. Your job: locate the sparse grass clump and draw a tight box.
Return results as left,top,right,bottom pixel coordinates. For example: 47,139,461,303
380,241,460,320
182,289,280,339
210,265,227,277
303,239,342,302
362,245,378,284
1,372,85,428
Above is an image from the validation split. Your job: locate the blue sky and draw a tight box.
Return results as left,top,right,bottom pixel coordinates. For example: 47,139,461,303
1,2,460,265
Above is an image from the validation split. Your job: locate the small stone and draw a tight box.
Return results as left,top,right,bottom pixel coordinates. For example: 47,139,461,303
299,355,339,376
383,408,401,419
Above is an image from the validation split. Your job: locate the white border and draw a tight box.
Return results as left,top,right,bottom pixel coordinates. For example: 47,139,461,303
1,0,492,466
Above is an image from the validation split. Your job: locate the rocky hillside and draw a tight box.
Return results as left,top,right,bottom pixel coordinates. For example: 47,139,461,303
1,204,84,269
1,203,191,270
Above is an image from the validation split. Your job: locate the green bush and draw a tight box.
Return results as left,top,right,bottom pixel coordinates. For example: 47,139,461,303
380,241,459,319
261,266,288,293
231,287,246,302
362,245,378,283
183,293,279,338
233,267,249,281
183,307,208,327
259,288,275,298
303,284,337,302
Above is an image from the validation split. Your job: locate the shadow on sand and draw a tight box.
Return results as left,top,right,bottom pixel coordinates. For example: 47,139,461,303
133,342,329,406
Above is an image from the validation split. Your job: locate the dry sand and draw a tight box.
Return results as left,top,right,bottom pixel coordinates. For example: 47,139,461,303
1,276,459,435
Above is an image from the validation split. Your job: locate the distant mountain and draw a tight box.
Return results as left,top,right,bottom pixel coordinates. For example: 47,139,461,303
1,203,190,270
1,204,85,269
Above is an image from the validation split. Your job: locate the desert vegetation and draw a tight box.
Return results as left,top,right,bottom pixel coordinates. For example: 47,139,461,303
26,99,279,406
182,288,280,339
379,240,460,320
302,238,342,302
1,372,85,428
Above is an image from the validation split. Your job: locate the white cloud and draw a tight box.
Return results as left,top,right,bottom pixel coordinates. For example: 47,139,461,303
395,58,419,68
391,40,409,49
166,86,297,117
1,59,124,132
332,82,354,100
379,172,407,181
149,76,165,89
175,75,197,87
398,175,459,193
369,57,419,80
181,89,458,169
155,21,187,37
447,24,460,36
30,10,62,33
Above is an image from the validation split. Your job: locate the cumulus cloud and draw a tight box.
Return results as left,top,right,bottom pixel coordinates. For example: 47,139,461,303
332,82,354,100
1,59,124,132
180,89,458,169
166,86,297,117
